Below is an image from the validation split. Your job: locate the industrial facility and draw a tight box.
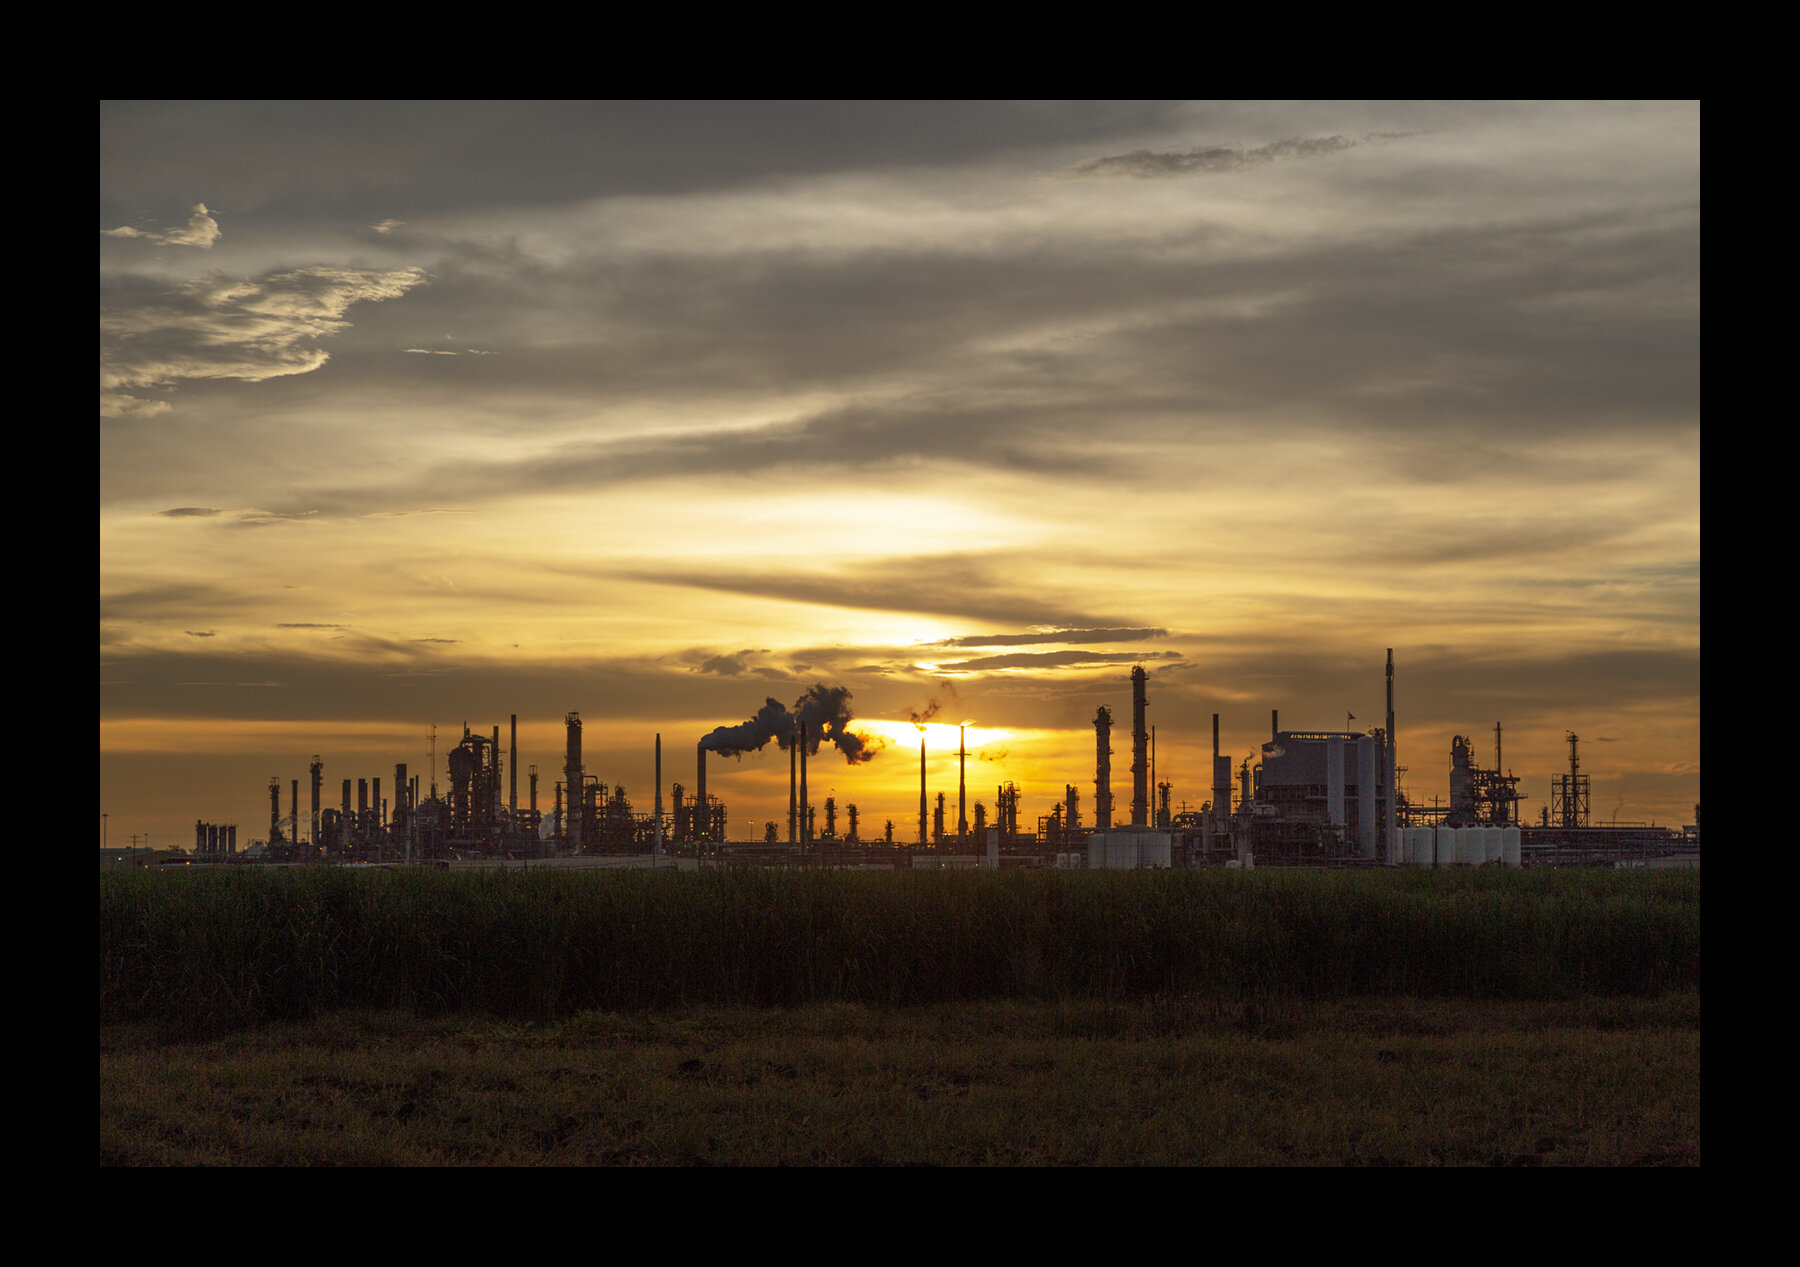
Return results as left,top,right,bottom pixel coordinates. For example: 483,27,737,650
186,653,1698,871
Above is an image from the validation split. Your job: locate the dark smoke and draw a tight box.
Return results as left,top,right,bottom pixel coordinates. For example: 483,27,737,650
700,684,881,765
794,683,882,765
699,697,794,758
909,699,943,725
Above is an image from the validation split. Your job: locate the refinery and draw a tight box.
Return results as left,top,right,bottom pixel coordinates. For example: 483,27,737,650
154,651,1698,872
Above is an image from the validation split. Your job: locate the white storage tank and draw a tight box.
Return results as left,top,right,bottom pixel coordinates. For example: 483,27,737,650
1487,827,1504,864
1436,825,1458,866
1501,826,1522,868
1409,826,1435,866
1456,827,1479,866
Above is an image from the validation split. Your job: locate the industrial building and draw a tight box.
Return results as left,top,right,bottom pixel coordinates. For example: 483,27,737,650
193,651,1695,871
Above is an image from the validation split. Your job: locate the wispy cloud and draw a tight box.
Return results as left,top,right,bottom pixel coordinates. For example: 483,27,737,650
934,628,1170,648
102,202,221,248
100,264,428,416
1054,131,1431,180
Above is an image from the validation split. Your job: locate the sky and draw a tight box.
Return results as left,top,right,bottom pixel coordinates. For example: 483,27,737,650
99,100,1700,849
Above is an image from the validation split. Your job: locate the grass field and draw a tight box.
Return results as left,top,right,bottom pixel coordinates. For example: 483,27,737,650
98,867,1700,1165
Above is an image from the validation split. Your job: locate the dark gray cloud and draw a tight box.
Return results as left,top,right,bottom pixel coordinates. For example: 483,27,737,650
1054,131,1431,180
100,100,1190,223
611,552,1128,629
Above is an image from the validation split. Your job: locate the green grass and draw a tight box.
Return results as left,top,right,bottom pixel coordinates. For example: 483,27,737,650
101,867,1700,1037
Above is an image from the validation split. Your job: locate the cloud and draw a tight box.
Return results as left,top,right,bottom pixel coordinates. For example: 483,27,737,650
159,506,223,518
1054,132,1431,181
100,263,428,415
935,628,1169,648
373,219,406,234
935,649,1185,673
184,629,215,637
102,203,221,248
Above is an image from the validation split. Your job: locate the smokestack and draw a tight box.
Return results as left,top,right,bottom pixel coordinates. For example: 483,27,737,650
341,779,351,851
789,741,797,844
309,756,322,845
1094,706,1113,831
919,731,927,846
291,780,300,845
1387,649,1398,856
269,777,280,843
959,725,968,846
565,712,583,853
395,764,408,813
654,734,663,859
510,714,518,817
1272,709,1279,741
697,743,708,842
1213,713,1230,823
1131,666,1149,827
798,722,808,846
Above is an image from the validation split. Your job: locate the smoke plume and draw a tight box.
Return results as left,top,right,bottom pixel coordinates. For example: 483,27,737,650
700,684,881,765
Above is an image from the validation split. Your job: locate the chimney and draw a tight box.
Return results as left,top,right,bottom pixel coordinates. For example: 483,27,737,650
1131,666,1149,827
697,742,708,842
565,712,583,853
1093,706,1113,830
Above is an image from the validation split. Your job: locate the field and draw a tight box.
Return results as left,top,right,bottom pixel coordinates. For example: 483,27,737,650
98,866,1700,1165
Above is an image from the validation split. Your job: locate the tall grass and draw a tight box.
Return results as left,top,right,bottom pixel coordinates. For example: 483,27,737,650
99,866,1699,1035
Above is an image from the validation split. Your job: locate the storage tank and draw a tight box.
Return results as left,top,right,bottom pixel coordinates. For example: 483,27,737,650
1485,826,1503,865
1409,826,1435,866
1457,826,1480,866
1501,825,1522,868
1436,825,1458,867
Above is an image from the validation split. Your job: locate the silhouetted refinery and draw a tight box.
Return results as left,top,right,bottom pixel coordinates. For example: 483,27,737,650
173,653,1698,871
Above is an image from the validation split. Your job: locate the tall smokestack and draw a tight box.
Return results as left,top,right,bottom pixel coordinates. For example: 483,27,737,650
1213,713,1230,824
1094,706,1113,831
1387,648,1398,857
565,712,583,853
697,743,708,843
270,777,281,844
341,779,351,851
798,722,808,846
654,734,663,859
510,714,518,817
310,756,323,845
959,725,968,846
1272,709,1279,741
1131,666,1149,827
918,730,927,846
789,741,797,844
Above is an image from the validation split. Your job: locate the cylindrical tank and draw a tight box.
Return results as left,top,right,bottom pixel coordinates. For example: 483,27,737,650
1454,826,1477,866
1436,825,1457,866
1502,825,1522,868
1408,826,1434,866
1485,826,1503,865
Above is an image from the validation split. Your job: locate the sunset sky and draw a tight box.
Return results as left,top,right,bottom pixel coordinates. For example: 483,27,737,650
100,101,1700,849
